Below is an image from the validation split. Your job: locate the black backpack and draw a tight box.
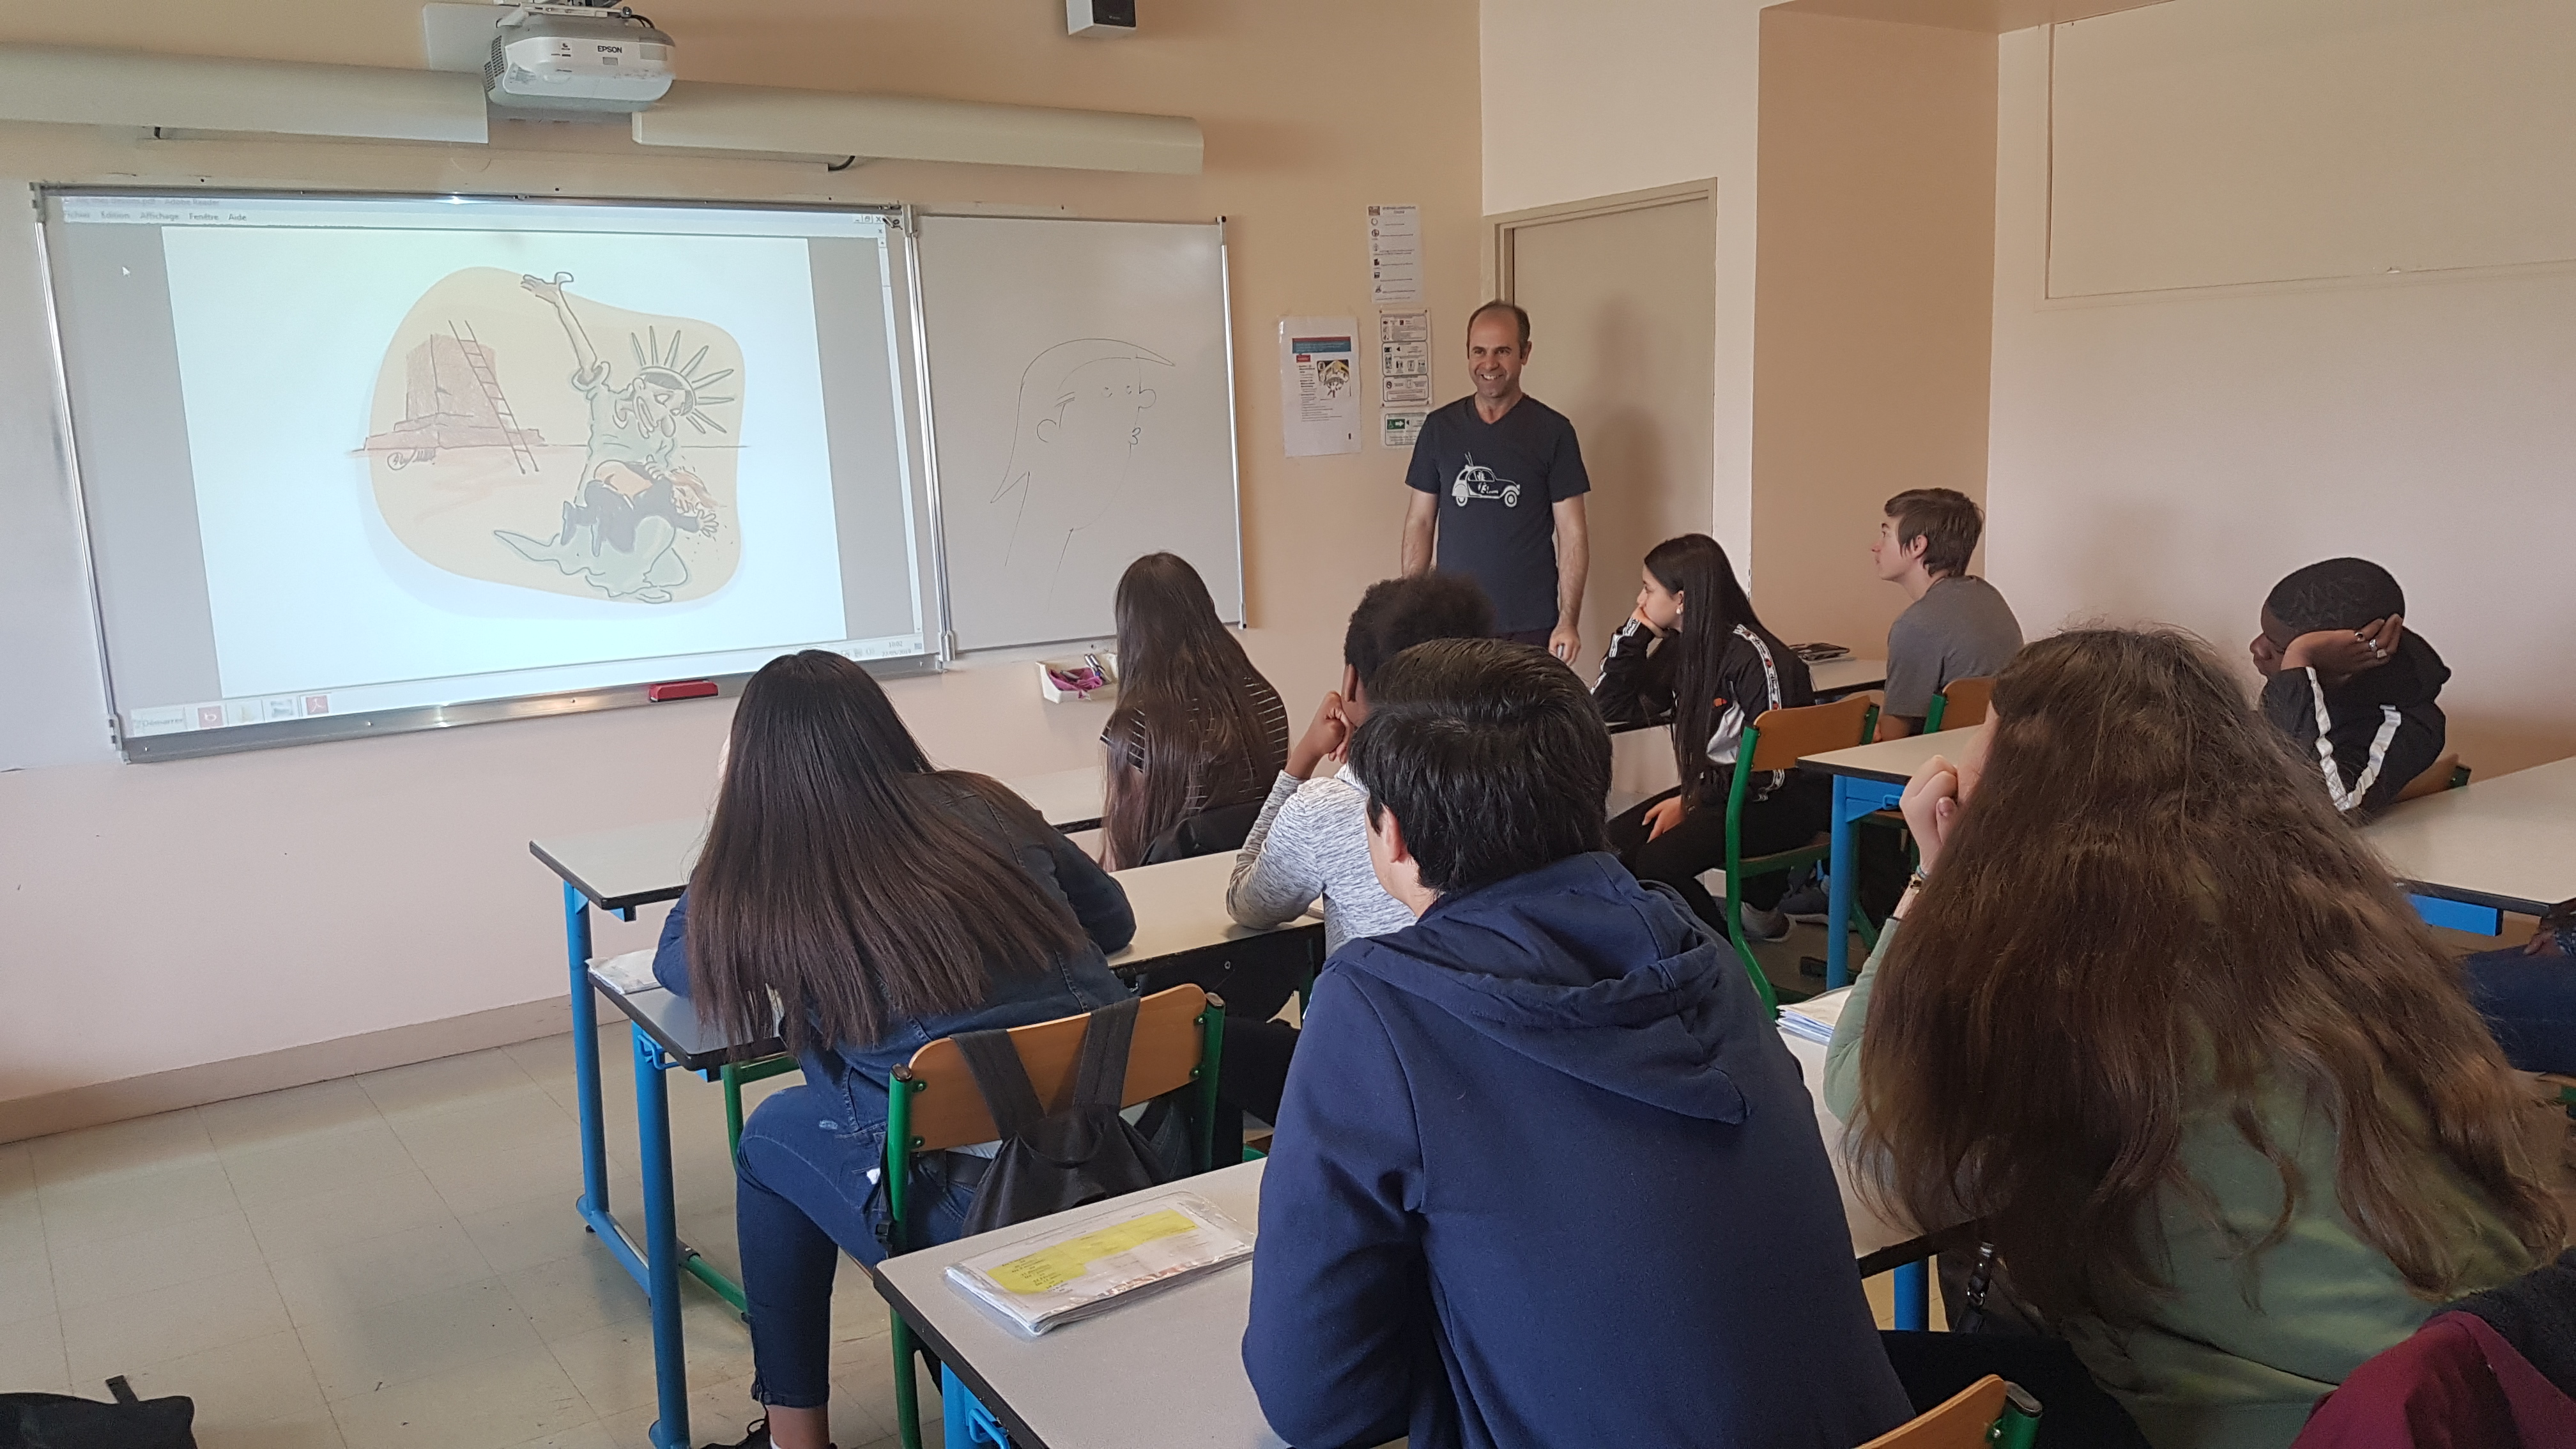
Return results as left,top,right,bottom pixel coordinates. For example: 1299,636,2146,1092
0,1377,195,1448
950,995,1174,1238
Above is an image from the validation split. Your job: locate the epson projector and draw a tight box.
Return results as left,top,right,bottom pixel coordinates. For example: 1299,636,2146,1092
486,3,673,114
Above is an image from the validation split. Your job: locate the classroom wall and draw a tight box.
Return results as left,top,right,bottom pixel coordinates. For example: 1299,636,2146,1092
1751,10,1997,656
0,0,1486,1138
1478,0,1765,572
1983,0,2576,775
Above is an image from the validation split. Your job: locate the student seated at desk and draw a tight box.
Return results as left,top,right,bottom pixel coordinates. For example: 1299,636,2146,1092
1227,571,1494,953
2249,556,2445,818
1594,532,1821,942
1245,638,1911,1449
1827,629,2559,1449
1099,551,1291,868
1869,486,2022,741
1800,488,2024,925
650,650,1136,1449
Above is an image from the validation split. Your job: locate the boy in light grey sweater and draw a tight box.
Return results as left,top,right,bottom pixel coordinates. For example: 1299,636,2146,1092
1228,573,1494,952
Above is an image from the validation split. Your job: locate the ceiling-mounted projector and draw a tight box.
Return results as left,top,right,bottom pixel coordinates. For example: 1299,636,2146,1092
486,2,673,114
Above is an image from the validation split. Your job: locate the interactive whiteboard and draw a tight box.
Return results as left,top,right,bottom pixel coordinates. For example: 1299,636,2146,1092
40,192,1244,760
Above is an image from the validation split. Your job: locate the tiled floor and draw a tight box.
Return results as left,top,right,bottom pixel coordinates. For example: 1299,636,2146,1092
1,1023,934,1448
4,936,1929,1449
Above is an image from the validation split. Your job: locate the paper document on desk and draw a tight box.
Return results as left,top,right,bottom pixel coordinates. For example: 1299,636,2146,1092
945,1190,1253,1338
592,949,659,996
1779,987,1853,1046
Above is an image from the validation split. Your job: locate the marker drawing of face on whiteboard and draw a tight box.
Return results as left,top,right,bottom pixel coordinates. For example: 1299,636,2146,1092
992,337,1171,600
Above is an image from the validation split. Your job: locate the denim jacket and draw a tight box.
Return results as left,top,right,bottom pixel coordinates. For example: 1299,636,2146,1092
653,771,1138,1162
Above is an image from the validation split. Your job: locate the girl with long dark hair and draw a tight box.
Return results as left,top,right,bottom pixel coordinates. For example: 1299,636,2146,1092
648,650,1136,1449
1099,552,1290,868
1593,533,1821,940
1826,629,2559,1449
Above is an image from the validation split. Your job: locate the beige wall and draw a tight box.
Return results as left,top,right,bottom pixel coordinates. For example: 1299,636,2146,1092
1984,3,2576,774
0,0,1485,1135
1751,10,1997,654
1480,0,1772,565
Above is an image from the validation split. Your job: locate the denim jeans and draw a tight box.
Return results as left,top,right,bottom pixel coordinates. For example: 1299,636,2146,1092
733,1083,977,1407
2464,947,2576,1075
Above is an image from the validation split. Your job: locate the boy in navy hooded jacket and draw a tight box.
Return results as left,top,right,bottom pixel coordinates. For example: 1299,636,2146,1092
1242,638,1910,1449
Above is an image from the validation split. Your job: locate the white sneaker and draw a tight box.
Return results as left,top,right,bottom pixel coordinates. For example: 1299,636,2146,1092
1740,903,1791,942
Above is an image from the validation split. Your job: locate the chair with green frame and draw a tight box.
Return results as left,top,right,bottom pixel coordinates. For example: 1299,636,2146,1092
878,984,1227,1449
1921,676,1995,735
1857,1375,2042,1449
1717,694,1882,1017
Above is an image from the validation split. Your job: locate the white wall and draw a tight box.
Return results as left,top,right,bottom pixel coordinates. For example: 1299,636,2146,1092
1985,6,2576,774
0,0,1486,1136
1479,0,1777,564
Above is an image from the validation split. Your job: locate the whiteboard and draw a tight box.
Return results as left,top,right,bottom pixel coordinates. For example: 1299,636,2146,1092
917,215,1239,652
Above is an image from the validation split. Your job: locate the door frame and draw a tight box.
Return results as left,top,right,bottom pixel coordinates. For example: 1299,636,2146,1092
1483,178,1720,303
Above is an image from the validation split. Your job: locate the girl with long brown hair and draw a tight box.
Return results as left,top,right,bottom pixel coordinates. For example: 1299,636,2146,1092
648,650,1137,1449
1099,552,1290,868
1823,628,2559,1449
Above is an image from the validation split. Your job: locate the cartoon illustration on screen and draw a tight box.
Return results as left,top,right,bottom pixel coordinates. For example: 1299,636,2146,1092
359,266,744,604
991,338,1172,603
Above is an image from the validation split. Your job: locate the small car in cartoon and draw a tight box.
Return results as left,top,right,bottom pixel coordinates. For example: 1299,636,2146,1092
1450,456,1522,508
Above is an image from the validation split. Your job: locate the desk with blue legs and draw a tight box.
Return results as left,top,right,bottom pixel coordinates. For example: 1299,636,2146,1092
867,1018,1938,1449
537,831,1314,1449
2361,755,2576,931
1803,735,2576,992
1800,730,1965,992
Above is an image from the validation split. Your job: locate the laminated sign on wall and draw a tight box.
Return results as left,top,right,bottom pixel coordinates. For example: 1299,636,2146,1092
1278,316,1360,457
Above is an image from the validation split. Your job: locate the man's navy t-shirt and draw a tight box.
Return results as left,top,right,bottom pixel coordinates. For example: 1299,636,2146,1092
1403,395,1590,634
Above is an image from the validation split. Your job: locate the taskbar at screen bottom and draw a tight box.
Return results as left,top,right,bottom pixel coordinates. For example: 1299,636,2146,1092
116,634,931,761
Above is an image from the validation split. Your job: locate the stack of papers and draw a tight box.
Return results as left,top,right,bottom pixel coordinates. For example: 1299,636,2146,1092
945,1191,1254,1338
1779,987,1853,1046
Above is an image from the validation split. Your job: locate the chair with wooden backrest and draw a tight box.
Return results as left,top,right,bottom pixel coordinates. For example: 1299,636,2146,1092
1857,1375,2042,1449
2395,751,2471,804
1721,694,1879,1018
880,985,1225,1449
1923,677,1995,734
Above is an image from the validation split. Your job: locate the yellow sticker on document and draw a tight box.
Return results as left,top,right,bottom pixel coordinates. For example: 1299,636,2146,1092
984,1209,1197,1294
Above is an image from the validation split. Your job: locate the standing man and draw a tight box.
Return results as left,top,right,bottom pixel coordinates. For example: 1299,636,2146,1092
1400,301,1591,663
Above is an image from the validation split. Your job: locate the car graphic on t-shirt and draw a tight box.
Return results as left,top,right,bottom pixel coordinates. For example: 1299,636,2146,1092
1450,454,1522,509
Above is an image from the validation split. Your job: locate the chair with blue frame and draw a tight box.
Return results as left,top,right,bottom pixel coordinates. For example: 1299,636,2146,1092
1719,694,1882,1017
880,985,1226,1449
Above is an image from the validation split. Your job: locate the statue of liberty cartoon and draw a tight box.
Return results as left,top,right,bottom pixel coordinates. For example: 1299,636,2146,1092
494,272,735,603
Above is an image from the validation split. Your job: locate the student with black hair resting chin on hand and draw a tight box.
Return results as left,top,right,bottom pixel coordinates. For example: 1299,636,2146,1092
2251,556,2447,818
1243,637,1911,1449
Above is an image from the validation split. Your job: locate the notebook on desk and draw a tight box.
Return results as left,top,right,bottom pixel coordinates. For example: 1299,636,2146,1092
1779,986,1853,1046
946,1189,1254,1338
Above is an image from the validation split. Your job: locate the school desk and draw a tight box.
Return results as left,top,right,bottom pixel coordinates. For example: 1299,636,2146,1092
1800,728,1971,988
529,760,1110,1317
567,848,1320,1449
871,1018,1941,1449
1797,730,2570,987
2363,755,2576,933
1811,655,1889,699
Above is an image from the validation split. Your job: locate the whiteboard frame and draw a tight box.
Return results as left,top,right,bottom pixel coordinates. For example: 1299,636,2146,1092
914,210,1244,656
38,186,951,762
